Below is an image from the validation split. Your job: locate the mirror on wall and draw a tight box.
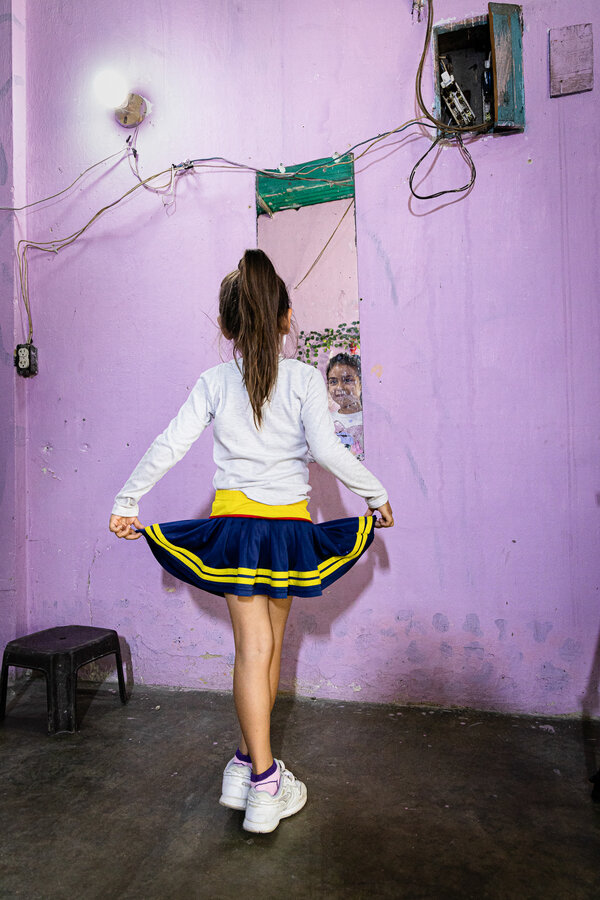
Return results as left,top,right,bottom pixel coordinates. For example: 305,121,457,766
256,157,365,458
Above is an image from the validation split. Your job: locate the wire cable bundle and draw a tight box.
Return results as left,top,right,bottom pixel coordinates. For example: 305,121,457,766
2,0,483,345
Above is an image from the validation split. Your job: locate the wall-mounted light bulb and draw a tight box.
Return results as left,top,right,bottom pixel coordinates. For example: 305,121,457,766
93,69,129,108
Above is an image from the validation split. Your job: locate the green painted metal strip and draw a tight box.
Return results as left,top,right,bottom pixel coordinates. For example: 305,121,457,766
256,155,355,216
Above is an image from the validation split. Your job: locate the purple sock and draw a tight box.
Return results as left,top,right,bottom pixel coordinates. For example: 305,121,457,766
251,759,280,796
235,748,252,768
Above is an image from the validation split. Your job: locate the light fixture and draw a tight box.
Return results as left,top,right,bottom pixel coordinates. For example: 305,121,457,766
114,93,148,128
93,69,149,128
93,69,129,108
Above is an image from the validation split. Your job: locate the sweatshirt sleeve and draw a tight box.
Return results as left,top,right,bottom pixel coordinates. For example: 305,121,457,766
300,367,388,509
112,376,215,517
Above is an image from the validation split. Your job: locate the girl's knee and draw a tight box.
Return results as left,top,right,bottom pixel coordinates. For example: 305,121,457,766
227,593,277,666
235,633,274,666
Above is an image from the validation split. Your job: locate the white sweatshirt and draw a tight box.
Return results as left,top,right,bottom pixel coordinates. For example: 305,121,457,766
112,357,388,517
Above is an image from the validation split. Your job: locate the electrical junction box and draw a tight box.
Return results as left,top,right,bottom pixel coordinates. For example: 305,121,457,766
433,3,525,133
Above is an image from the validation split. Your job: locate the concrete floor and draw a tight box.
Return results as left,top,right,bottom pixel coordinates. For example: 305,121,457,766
0,678,598,900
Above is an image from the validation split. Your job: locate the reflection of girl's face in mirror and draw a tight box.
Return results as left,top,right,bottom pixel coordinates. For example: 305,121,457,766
327,364,362,414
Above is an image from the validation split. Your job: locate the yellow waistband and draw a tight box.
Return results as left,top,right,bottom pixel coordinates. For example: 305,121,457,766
210,490,312,522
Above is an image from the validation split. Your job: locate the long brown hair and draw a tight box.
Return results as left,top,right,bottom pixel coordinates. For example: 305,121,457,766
219,249,290,427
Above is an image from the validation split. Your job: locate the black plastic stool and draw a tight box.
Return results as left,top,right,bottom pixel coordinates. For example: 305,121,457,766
0,625,127,734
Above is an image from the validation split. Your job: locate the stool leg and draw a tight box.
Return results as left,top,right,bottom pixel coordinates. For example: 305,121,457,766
0,658,9,719
48,655,77,734
114,646,127,704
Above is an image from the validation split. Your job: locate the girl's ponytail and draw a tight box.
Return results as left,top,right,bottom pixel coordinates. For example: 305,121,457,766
219,249,290,427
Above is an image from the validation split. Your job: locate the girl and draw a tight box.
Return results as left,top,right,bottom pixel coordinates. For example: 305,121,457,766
327,352,364,457
109,249,393,834
327,352,362,417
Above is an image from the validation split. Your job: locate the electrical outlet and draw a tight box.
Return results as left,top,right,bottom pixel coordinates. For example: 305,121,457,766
14,343,38,377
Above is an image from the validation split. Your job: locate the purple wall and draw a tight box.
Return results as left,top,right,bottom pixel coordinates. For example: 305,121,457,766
3,0,599,715
0,0,27,647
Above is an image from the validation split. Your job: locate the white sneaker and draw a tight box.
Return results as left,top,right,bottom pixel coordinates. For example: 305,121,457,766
242,760,307,833
219,757,252,810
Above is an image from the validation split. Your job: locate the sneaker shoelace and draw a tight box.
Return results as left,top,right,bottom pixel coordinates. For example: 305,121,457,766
280,766,295,784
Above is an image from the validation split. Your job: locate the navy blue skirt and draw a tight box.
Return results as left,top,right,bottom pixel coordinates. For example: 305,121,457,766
141,515,375,599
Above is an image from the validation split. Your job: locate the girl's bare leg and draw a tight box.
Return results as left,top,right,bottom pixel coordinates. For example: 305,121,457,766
227,594,292,767
266,595,293,705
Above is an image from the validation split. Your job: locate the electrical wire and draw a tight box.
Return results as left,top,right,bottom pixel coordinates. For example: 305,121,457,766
128,127,177,193
184,118,436,184
408,132,476,200
349,118,437,162
294,199,355,290
17,167,173,342
0,145,130,212
11,2,492,344
269,118,439,182
13,113,472,341
12,148,356,344
186,156,339,181
408,0,484,200
415,0,491,136
412,0,426,22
